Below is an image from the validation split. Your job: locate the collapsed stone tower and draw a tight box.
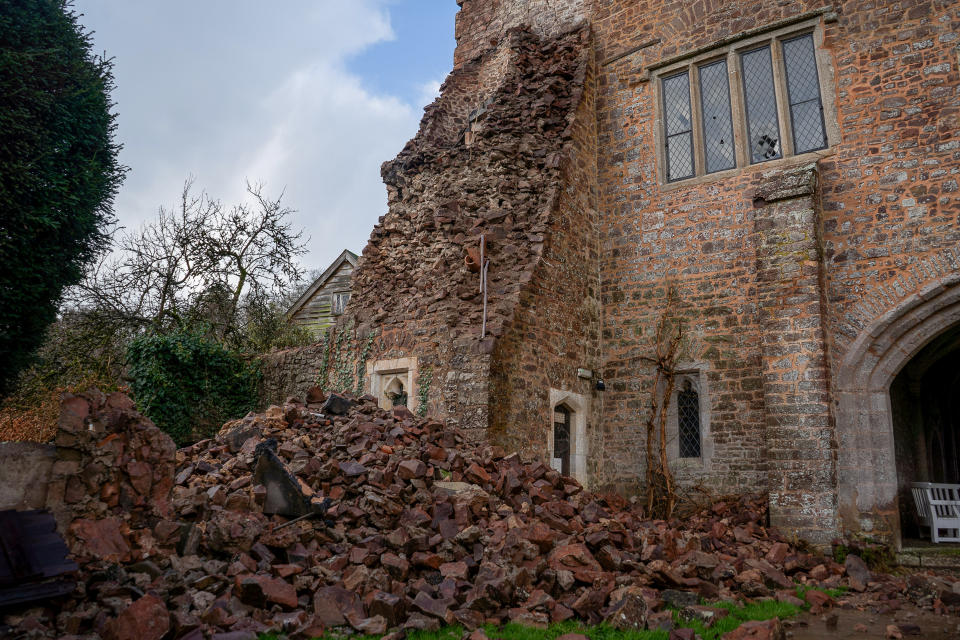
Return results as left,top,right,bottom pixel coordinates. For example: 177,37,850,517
274,0,960,548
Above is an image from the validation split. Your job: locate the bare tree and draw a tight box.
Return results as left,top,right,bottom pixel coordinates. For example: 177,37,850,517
206,181,306,336
68,177,307,340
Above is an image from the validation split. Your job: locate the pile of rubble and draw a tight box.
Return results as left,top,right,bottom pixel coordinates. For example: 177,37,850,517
5,389,960,639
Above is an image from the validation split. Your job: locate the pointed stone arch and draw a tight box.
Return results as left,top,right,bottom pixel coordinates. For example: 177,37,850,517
834,273,960,547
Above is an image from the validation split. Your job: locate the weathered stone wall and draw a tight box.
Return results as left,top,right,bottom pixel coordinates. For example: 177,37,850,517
752,165,838,545
261,0,958,545
344,25,593,438
817,0,959,543
259,343,328,407
488,36,602,477
453,0,590,68
589,0,959,542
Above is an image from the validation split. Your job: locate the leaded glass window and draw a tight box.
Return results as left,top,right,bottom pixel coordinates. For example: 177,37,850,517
741,45,782,163
677,382,701,458
782,33,827,154
698,59,736,173
656,23,831,182
662,71,694,181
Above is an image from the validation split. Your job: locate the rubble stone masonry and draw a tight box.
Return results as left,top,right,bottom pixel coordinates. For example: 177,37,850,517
265,0,959,546
344,25,594,443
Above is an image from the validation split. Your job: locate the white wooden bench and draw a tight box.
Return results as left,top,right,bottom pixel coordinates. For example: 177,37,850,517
910,482,960,543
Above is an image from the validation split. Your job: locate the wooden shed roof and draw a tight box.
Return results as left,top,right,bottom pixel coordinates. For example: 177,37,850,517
286,249,359,319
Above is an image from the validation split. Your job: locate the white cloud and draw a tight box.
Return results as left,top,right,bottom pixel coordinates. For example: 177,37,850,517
417,79,444,107
234,61,419,265
75,0,428,271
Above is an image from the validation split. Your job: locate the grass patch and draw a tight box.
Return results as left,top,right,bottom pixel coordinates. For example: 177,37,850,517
794,584,848,601
674,598,800,639
484,621,669,640
259,586,844,640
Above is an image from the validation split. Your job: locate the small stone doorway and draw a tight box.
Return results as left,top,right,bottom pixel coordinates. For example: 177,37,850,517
891,324,960,540
553,405,571,476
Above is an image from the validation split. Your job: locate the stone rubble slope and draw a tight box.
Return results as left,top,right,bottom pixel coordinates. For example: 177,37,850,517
6,389,960,640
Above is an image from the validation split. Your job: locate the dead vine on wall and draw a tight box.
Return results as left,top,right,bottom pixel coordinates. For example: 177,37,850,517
641,287,685,520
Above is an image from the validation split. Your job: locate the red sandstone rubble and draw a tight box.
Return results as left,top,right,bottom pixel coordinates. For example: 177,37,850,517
3,390,960,639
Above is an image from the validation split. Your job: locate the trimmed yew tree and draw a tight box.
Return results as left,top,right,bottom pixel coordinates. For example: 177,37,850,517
0,0,125,394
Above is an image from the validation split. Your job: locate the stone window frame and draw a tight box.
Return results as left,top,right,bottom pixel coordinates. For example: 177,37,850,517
367,357,418,414
547,388,590,487
664,368,713,472
651,16,839,187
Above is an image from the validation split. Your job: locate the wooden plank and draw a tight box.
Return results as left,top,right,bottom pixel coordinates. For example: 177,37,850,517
0,578,76,607
0,510,77,586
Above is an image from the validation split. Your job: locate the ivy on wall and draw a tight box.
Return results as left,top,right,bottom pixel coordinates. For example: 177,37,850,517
127,328,260,445
315,321,377,396
417,366,433,417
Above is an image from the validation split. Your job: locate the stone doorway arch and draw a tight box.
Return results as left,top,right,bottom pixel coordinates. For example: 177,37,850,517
835,274,960,548
548,388,590,487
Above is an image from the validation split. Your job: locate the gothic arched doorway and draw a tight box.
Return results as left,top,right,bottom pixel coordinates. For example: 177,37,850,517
835,274,960,548
890,325,960,540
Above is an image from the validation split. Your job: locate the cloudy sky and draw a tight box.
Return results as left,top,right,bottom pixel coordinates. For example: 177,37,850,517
75,1,459,272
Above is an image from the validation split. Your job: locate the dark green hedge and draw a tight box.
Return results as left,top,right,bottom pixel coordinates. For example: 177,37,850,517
127,329,260,446
0,0,125,395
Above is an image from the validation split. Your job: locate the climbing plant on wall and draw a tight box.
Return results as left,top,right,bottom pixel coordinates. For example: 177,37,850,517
315,321,377,396
417,366,433,417
127,328,260,445
640,286,685,520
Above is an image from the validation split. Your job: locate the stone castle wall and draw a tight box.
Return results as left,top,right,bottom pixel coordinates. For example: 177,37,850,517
342,25,594,438
264,0,959,545
453,0,590,68
488,37,603,479
589,0,959,543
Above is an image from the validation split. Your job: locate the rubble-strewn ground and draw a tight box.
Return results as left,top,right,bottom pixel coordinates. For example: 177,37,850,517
4,389,960,639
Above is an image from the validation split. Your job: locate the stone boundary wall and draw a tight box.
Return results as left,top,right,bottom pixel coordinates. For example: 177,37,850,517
259,343,327,407
0,441,55,510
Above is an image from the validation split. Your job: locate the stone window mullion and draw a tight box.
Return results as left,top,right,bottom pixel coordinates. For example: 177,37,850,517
689,65,707,178
728,49,749,169
651,18,833,184
770,38,795,158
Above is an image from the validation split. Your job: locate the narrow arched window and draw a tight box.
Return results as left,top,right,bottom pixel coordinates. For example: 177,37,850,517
677,380,701,458
553,405,571,476
386,377,408,407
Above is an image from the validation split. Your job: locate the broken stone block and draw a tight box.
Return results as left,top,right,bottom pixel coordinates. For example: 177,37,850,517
69,517,130,563
313,586,362,626
720,618,785,640
235,575,298,610
322,393,353,416
304,385,326,405
844,554,871,592
661,589,699,609
103,595,170,640
681,604,728,628
369,591,405,627
412,591,455,622
397,459,427,479
603,585,648,630
251,445,312,517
